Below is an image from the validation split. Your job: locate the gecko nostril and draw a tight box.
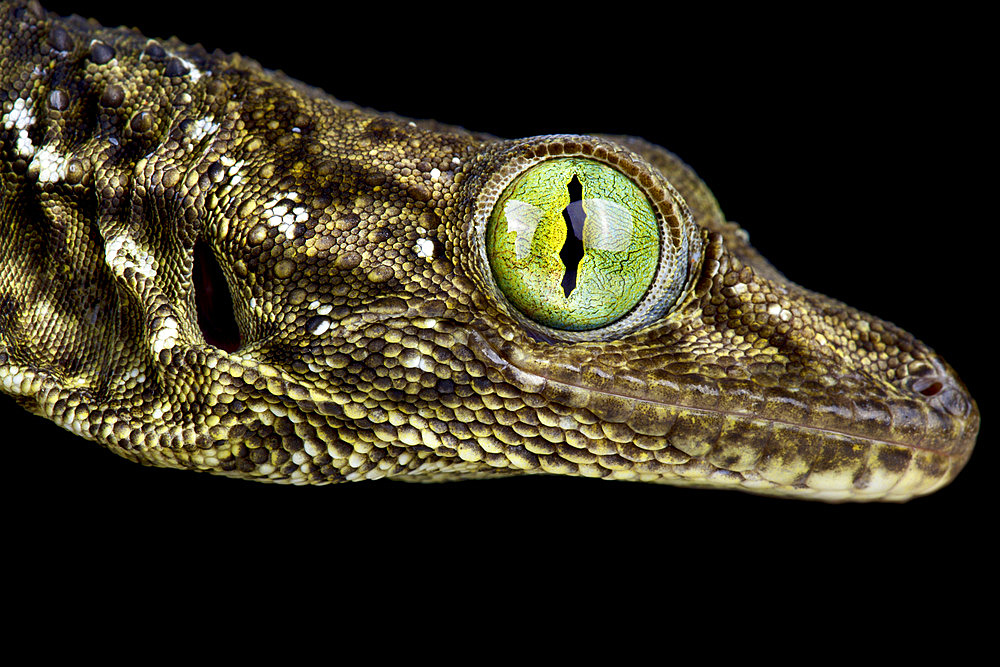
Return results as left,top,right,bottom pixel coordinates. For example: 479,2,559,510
907,374,972,417
914,379,944,397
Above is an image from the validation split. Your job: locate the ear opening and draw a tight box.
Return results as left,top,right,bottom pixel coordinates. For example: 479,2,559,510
193,239,241,352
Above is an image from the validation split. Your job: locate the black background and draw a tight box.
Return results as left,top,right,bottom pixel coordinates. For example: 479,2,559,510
5,1,990,614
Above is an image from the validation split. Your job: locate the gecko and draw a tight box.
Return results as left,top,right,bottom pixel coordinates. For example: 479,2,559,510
0,1,979,501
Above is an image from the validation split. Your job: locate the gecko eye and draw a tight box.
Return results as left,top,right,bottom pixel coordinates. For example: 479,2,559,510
486,159,659,331
484,154,696,340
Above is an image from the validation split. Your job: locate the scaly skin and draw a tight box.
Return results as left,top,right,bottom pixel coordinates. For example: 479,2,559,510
0,1,979,501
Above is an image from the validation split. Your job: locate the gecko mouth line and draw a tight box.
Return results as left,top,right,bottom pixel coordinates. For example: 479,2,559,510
465,330,973,460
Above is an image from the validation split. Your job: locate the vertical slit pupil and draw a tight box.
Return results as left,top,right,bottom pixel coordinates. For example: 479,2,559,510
560,175,585,298
194,239,241,352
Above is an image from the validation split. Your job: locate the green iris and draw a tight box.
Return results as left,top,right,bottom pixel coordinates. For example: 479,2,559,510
486,158,660,331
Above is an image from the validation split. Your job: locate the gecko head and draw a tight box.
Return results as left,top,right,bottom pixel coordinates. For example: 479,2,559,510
1,93,977,499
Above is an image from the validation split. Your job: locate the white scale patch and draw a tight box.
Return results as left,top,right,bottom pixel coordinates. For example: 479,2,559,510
3,97,36,158
30,145,69,183
189,116,220,142
307,316,331,336
263,191,309,240
0,363,29,395
400,352,426,370
151,317,180,355
767,303,793,321
309,302,333,316
415,238,435,258
219,155,245,186
105,234,157,279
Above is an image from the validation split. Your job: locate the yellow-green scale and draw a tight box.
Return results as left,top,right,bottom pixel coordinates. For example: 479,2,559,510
486,158,660,331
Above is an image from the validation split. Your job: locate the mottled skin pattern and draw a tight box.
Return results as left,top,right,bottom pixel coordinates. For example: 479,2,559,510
0,1,979,501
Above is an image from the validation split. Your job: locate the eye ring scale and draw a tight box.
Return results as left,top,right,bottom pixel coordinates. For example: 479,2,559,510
473,136,704,343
